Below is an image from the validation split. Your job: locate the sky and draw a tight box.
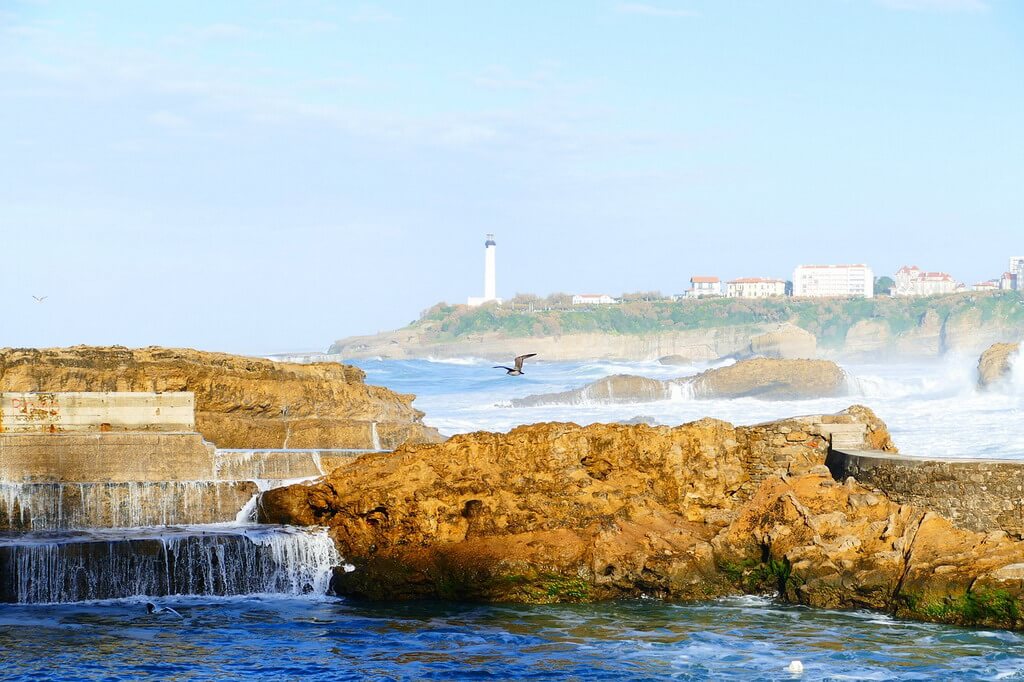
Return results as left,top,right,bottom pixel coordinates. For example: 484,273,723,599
1,0,1022,354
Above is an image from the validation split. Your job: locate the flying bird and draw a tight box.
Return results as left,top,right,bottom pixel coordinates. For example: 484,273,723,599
493,353,537,376
32,296,47,303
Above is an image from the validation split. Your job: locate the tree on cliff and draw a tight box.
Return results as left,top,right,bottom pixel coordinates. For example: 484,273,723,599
874,276,895,296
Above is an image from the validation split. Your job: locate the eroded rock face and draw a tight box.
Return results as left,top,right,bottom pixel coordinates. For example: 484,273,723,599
0,346,441,449
747,324,817,360
688,359,847,400
260,408,1024,629
978,342,1020,389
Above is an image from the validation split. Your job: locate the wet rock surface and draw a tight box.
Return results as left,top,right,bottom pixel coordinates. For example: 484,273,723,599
977,342,1020,389
510,358,848,406
250,407,1024,631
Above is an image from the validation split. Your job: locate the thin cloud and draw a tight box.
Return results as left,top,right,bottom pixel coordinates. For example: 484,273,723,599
615,3,698,18
874,0,989,11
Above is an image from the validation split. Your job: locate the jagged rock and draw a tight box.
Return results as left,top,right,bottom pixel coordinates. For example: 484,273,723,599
978,342,1020,389
0,346,441,449
747,324,817,359
510,374,672,407
689,358,847,400
511,359,848,407
260,407,1024,629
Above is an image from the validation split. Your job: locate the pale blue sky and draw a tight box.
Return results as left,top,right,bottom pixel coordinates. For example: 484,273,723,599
2,0,1022,353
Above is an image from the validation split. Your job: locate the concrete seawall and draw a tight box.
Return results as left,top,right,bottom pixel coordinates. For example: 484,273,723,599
0,392,195,433
827,449,1024,538
0,432,217,482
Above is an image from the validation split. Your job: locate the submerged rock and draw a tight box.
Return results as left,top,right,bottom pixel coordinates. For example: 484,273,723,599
510,374,673,407
658,354,698,366
0,346,441,449
977,342,1020,389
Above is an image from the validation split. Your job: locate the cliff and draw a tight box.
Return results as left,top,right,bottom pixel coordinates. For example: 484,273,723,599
259,410,1024,629
329,292,1024,362
0,346,441,449
509,358,847,407
978,342,1020,389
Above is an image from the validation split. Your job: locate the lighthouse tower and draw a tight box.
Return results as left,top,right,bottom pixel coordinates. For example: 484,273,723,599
468,233,502,307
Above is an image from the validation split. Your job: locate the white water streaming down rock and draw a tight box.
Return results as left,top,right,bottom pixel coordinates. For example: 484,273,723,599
371,422,382,451
0,481,257,531
0,526,341,603
214,449,326,481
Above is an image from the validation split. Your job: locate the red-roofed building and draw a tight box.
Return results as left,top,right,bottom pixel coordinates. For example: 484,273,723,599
893,265,959,297
726,277,786,299
687,276,721,298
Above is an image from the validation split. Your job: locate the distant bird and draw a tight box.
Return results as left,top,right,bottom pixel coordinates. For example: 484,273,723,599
493,353,537,376
32,295,47,303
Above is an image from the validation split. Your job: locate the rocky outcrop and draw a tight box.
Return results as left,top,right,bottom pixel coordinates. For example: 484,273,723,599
747,324,817,359
259,409,1024,630
689,359,847,400
511,359,848,407
510,374,673,407
978,342,1020,389
0,346,441,449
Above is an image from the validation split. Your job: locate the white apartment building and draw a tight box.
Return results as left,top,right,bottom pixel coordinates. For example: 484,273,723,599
892,265,958,297
792,264,874,298
726,278,786,299
687,276,721,298
973,281,999,292
1010,257,1024,291
572,294,616,305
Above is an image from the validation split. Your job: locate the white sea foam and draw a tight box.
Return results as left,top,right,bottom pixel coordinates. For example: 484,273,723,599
361,357,1024,460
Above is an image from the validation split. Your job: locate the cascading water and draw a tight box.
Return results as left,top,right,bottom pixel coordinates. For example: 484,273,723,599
0,526,340,603
0,481,257,531
0,446,366,604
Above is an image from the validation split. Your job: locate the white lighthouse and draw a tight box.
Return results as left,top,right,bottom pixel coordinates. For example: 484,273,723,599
467,233,502,307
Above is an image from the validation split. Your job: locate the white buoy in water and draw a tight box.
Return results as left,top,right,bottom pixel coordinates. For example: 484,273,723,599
787,660,804,674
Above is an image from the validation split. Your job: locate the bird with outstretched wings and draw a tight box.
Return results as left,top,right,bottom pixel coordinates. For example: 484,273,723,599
493,353,537,376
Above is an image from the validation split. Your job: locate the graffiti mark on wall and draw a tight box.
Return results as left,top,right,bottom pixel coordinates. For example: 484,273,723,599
4,393,63,432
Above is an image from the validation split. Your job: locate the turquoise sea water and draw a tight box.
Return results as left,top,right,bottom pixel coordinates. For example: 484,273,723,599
3,357,1024,680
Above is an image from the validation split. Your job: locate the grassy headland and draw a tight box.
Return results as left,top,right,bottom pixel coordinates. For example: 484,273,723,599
408,291,1024,349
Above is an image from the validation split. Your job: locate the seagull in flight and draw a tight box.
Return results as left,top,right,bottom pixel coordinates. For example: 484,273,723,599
493,353,537,376
32,295,47,303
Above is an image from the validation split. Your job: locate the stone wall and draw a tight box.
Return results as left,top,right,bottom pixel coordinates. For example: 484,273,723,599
0,432,216,482
0,392,194,433
826,450,1024,538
